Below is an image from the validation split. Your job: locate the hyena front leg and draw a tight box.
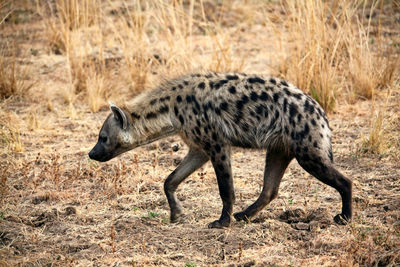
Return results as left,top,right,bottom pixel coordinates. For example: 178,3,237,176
164,148,209,223
208,145,235,229
234,151,293,222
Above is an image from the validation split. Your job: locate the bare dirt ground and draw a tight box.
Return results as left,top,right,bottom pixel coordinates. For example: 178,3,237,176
1,1,400,266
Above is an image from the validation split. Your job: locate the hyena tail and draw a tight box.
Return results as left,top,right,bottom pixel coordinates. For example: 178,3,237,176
296,155,352,224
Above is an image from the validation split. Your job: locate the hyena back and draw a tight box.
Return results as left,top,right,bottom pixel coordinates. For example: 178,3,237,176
89,72,352,228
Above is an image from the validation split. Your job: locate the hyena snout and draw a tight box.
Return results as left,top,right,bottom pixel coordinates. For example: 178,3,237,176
88,142,110,162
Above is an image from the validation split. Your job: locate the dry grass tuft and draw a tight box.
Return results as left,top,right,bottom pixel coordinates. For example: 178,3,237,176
0,42,33,99
360,88,400,157
0,111,24,153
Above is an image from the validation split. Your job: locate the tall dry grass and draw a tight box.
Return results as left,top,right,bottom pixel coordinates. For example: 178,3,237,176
269,0,399,112
36,0,246,111
0,42,33,99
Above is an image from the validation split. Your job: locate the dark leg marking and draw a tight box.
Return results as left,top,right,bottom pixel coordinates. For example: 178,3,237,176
234,151,293,222
164,148,209,223
296,156,352,224
208,145,234,228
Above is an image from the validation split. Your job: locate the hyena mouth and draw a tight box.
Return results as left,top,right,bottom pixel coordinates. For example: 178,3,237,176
88,150,112,162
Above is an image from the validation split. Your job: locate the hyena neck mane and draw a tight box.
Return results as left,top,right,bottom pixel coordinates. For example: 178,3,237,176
124,86,177,146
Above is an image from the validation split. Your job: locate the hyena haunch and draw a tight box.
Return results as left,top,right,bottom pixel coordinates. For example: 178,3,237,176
89,72,352,228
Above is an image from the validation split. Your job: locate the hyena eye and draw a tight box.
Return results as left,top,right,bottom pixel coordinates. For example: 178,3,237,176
99,136,108,143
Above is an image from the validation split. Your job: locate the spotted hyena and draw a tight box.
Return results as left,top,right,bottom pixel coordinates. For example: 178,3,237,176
89,72,352,228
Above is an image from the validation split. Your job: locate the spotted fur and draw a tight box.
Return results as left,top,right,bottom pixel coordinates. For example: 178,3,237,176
89,72,352,228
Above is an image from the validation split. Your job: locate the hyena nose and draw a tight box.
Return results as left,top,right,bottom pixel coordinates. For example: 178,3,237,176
88,149,95,160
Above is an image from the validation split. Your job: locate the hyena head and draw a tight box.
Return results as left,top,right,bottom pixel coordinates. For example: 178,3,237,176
89,103,134,162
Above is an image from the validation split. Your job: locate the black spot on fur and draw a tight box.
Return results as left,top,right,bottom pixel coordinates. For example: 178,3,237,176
241,123,249,132
150,99,157,105
229,86,236,94
273,92,280,102
221,154,226,161
186,95,192,103
328,149,333,162
281,80,289,87
192,95,200,110
146,112,157,119
174,106,179,116
289,103,298,117
259,92,268,101
236,100,244,110
209,81,214,89
215,144,222,153
179,115,185,124
160,96,170,102
250,91,258,101
283,98,288,113
234,111,243,123
192,107,198,115
204,112,209,122
241,95,249,104
204,141,211,151
215,79,228,89
283,87,292,96
212,132,218,141
293,93,302,100
269,78,276,85
304,100,315,114
220,102,228,111
204,127,209,134
248,77,265,84
176,95,182,103
255,104,264,115
131,112,140,119
172,86,176,91
226,74,239,80
159,106,169,114
198,82,205,90
311,119,317,126
297,113,303,122
178,84,183,89
313,141,318,148
183,81,189,86
195,127,201,135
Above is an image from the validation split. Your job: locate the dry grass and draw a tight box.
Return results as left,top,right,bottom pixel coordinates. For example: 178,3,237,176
0,42,33,99
268,0,400,112
0,0,400,266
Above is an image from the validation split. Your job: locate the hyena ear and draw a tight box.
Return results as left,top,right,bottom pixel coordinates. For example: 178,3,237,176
109,102,128,130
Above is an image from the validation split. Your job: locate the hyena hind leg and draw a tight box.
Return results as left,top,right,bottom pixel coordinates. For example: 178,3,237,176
296,156,353,224
164,148,209,223
234,151,293,222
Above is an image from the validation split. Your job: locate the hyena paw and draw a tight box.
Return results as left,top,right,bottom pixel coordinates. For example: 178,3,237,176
233,211,251,222
207,218,231,229
170,208,183,223
334,214,350,225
